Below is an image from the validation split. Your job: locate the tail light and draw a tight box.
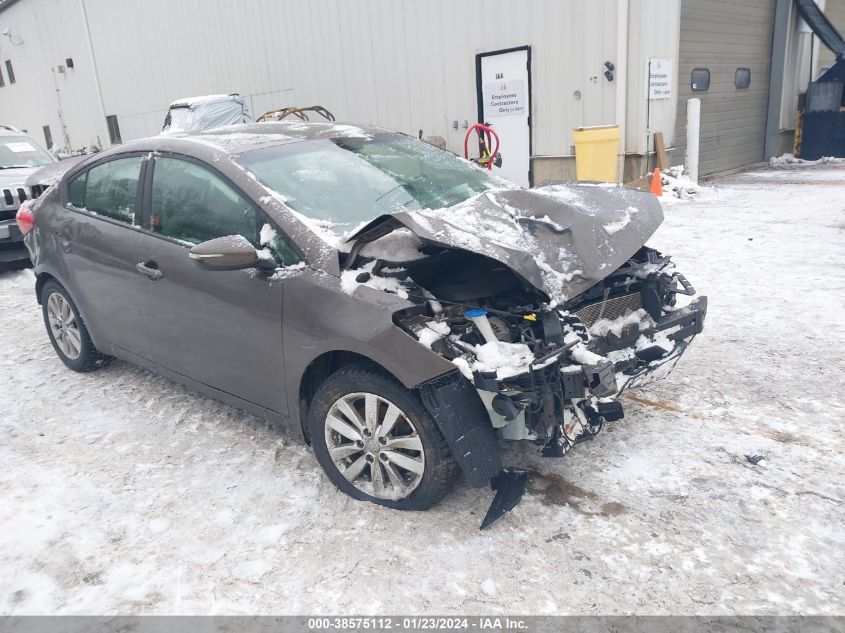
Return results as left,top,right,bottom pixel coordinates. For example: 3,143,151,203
16,201,34,235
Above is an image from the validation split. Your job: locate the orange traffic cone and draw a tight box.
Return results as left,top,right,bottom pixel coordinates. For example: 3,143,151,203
650,168,663,196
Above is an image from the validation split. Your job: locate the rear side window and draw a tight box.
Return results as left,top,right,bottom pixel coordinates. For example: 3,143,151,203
67,156,142,224
150,157,257,245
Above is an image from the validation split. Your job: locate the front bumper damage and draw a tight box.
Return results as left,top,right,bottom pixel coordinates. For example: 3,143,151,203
414,271,707,529
611,295,707,391
467,293,706,463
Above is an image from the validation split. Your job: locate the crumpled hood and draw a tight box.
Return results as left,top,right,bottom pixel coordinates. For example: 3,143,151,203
345,183,664,304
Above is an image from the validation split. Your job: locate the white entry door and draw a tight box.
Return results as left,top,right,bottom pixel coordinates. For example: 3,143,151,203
478,47,531,187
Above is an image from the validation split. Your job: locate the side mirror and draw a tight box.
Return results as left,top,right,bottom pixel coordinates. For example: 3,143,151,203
188,235,260,271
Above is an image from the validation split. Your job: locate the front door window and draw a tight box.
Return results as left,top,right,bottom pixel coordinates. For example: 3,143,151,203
149,157,257,245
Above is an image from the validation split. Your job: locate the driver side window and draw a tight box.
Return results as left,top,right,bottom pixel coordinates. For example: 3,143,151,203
150,157,257,245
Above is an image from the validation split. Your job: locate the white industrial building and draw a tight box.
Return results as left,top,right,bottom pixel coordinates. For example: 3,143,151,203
0,0,842,185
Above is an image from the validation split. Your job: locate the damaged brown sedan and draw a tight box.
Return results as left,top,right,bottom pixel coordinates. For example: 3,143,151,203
20,122,706,528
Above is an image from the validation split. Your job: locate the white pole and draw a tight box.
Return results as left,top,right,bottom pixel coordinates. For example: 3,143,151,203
51,68,71,151
685,98,700,184
615,0,629,183
79,0,111,148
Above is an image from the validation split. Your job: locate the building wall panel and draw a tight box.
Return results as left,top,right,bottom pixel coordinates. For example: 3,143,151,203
625,0,683,163
2,0,626,163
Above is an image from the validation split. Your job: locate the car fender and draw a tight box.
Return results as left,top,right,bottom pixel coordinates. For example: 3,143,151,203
281,271,457,424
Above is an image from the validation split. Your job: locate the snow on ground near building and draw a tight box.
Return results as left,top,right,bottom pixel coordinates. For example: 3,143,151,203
1,162,844,615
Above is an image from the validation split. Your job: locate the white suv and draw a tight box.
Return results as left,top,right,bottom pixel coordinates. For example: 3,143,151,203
0,126,55,264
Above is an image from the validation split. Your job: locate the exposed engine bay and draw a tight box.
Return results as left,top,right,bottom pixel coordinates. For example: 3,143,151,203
347,244,706,459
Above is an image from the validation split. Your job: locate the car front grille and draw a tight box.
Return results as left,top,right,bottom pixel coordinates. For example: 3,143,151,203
574,292,642,327
1,186,31,221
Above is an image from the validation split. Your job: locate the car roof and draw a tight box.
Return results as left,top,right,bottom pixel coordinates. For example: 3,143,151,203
59,121,398,186
104,120,392,158
188,121,389,151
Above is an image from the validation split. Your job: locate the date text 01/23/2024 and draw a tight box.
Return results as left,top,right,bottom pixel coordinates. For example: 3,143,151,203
306,617,529,631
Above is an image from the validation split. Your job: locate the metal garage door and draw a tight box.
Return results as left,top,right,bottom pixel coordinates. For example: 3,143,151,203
673,0,776,175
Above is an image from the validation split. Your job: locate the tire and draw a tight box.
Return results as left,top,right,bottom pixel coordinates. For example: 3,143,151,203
41,280,110,372
308,365,459,511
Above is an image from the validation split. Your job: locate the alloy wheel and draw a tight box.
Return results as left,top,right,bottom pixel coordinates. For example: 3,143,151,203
46,292,82,361
324,392,426,501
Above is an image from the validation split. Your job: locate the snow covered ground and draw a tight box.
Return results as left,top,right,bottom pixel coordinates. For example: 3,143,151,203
1,161,843,615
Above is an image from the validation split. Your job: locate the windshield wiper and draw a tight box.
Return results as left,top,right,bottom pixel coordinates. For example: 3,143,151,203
0,165,32,170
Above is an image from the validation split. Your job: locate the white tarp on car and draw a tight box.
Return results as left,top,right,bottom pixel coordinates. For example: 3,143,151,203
161,94,250,134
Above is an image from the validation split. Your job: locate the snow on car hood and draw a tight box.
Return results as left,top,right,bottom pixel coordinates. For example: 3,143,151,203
345,182,664,304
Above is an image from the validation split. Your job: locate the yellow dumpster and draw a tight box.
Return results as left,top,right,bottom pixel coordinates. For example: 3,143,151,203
573,125,620,182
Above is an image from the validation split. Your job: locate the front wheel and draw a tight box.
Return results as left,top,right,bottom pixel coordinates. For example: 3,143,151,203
308,365,459,510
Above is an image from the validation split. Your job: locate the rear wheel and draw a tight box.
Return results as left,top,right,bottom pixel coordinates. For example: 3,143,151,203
41,280,110,372
308,365,459,510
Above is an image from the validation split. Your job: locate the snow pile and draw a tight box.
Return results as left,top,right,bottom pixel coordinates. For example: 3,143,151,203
589,308,655,338
358,229,426,261
637,328,675,354
417,329,440,348
568,345,606,366
660,165,704,200
416,321,451,349
769,153,845,167
255,248,275,264
470,340,537,379
339,261,410,300
259,223,277,246
328,124,374,139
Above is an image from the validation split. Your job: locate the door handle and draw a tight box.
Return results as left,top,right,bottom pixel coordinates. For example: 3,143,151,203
135,261,163,280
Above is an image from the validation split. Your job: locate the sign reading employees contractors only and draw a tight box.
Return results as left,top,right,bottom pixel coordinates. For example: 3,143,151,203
645,58,673,99
483,80,526,117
